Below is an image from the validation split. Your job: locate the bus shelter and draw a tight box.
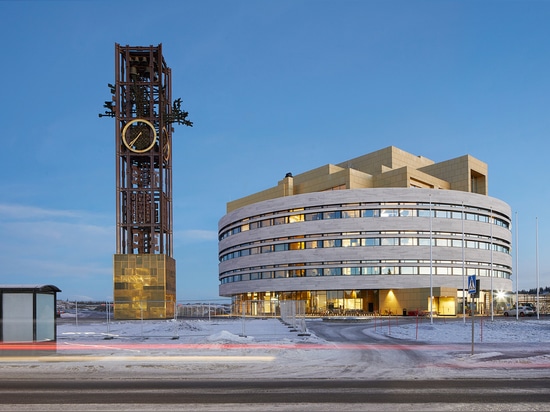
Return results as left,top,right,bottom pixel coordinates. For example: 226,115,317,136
0,284,61,351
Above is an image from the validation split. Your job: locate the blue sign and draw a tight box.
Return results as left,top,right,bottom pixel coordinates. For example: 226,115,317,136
468,275,477,294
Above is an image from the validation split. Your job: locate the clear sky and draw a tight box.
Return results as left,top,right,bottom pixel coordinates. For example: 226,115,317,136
1,0,548,301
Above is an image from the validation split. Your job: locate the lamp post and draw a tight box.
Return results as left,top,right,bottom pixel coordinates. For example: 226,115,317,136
490,207,494,321
536,217,540,320
515,212,519,321
429,194,433,325
462,201,466,323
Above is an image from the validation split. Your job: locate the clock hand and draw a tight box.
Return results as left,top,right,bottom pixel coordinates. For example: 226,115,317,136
129,131,143,147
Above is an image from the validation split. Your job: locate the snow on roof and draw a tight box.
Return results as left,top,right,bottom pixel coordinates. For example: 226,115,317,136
0,284,61,293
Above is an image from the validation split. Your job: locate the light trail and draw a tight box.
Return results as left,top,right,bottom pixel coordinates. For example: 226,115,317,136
0,355,275,363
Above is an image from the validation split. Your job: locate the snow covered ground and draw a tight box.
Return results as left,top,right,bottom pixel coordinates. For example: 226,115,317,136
2,314,547,381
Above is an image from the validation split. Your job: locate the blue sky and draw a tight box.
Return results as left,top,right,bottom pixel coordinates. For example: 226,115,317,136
1,0,549,301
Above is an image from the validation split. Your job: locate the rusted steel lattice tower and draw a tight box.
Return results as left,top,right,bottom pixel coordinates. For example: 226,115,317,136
100,44,192,319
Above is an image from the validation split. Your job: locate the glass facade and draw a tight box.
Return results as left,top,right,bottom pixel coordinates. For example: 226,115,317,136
231,288,461,317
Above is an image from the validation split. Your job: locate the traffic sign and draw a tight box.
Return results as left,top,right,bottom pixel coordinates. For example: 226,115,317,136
468,275,477,294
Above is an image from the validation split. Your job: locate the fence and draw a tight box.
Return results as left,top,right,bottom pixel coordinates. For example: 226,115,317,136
279,300,308,335
56,299,233,322
55,299,311,340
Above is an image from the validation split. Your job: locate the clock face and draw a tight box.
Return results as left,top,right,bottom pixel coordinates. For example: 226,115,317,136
161,127,170,161
122,119,157,153
162,141,170,162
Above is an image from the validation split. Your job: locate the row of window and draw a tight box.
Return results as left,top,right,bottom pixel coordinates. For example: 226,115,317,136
219,233,510,262
221,258,510,279
220,264,510,284
235,290,361,302
219,204,509,240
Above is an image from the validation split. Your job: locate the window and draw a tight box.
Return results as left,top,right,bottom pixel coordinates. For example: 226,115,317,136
452,239,463,248
364,238,380,246
274,243,288,252
290,269,306,277
418,238,432,246
452,211,462,219
323,239,342,248
342,210,360,218
323,267,342,276
419,267,432,275
342,267,361,276
305,212,323,221
437,267,450,275
342,238,361,247
306,268,321,277
323,211,341,219
363,267,380,275
436,210,450,218
289,241,305,250
418,209,432,218
381,209,398,217
289,214,304,223
306,240,323,249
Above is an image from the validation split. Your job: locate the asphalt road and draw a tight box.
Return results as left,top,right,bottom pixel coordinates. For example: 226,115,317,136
1,378,548,411
2,318,548,411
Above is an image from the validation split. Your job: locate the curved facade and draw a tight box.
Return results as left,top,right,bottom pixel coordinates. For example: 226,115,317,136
218,147,513,316
219,188,512,315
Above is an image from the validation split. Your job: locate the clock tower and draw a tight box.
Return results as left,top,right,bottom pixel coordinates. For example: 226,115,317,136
100,44,192,319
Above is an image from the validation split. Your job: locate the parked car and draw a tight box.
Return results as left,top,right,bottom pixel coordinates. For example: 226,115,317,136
503,306,535,317
521,303,538,315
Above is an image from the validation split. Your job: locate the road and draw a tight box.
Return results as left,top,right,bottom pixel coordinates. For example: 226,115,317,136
1,318,548,411
1,377,548,411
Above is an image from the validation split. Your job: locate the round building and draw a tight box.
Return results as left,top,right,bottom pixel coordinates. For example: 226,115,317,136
218,147,513,316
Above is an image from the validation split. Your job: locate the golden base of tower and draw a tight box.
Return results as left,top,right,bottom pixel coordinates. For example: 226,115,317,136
113,254,176,320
